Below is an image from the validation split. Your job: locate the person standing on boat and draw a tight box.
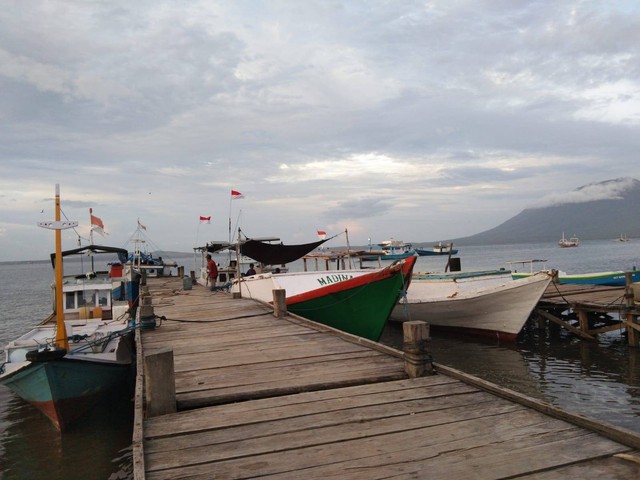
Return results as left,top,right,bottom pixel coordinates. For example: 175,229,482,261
206,254,218,290
246,263,256,276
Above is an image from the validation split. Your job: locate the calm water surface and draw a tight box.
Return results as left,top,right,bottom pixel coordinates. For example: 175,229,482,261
1,240,640,478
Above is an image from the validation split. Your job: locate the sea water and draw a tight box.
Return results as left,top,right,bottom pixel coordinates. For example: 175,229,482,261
1,240,640,479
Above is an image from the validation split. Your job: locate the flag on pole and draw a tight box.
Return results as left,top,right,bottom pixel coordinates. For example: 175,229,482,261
231,190,244,199
317,230,326,240
137,218,147,231
90,208,108,236
199,215,211,223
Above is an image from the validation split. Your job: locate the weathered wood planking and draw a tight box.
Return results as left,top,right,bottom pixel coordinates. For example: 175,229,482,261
141,279,407,410
542,283,629,306
138,277,640,480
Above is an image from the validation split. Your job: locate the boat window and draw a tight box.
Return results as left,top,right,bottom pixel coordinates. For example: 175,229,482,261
65,292,76,309
98,292,109,306
79,291,95,307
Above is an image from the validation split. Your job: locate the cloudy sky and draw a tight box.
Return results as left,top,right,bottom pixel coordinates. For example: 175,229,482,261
1,1,639,261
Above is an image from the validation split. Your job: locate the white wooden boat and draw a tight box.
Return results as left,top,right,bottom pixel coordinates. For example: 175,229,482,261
390,271,553,341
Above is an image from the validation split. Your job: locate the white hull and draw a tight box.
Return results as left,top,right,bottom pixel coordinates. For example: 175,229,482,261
390,272,552,340
232,269,376,302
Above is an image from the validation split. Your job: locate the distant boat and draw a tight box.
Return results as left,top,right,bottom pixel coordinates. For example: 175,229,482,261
616,233,630,242
361,239,416,261
390,270,553,341
415,242,458,256
558,232,579,247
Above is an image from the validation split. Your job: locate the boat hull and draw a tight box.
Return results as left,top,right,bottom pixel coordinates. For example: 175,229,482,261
235,257,416,341
415,248,459,256
360,251,415,262
390,273,552,341
1,355,132,431
512,270,640,286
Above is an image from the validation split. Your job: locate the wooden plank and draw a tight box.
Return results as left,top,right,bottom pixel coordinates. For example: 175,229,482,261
144,376,474,439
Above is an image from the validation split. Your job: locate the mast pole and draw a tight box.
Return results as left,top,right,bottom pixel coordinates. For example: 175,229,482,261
54,185,67,350
345,228,353,269
38,184,78,352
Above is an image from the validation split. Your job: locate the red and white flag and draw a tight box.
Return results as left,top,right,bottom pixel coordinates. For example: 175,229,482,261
231,189,244,199
90,208,107,236
317,230,326,240
137,218,147,231
199,215,211,224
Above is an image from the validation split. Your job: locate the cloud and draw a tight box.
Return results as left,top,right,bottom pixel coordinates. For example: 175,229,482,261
1,2,640,260
530,177,638,208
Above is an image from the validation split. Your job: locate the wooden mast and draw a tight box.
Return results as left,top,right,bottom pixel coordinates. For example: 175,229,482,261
53,185,67,350
38,184,78,352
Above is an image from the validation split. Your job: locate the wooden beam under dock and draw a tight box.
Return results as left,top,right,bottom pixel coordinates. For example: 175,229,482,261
537,282,640,345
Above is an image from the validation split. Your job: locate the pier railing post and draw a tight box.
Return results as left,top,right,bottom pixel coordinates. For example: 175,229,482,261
403,321,434,377
144,347,177,417
625,272,639,347
273,289,287,318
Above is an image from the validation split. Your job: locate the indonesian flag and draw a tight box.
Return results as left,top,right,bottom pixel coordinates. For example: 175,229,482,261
90,208,107,236
137,218,147,231
200,215,211,224
317,230,326,240
231,189,244,199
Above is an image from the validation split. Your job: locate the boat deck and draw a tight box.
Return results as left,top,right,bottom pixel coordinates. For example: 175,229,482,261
133,277,640,480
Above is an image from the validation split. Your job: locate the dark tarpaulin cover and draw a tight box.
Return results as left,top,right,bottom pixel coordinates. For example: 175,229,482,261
50,245,129,268
240,239,327,265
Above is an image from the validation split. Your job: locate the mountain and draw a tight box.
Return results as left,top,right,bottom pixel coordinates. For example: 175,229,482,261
428,177,640,246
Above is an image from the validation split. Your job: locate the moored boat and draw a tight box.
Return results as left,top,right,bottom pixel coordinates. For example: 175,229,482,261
232,247,417,341
361,239,415,261
390,271,553,341
508,259,640,286
415,242,459,256
0,186,136,431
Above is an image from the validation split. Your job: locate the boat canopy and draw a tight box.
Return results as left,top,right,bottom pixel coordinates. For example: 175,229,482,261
50,245,129,268
240,238,328,265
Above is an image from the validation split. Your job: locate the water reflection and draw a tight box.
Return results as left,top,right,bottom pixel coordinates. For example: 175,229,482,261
0,382,134,480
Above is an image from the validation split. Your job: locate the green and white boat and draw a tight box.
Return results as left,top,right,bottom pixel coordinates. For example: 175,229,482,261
232,255,416,341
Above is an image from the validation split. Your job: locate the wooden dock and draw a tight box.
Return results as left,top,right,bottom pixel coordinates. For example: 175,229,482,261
536,282,640,344
133,276,640,479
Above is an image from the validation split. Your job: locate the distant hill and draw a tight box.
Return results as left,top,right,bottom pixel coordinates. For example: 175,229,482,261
423,177,640,246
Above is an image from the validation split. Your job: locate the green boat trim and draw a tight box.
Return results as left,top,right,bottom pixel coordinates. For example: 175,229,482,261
286,256,416,341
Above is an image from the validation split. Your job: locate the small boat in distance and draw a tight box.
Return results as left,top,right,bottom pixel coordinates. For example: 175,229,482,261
415,242,459,256
559,232,579,247
616,233,630,242
361,239,415,261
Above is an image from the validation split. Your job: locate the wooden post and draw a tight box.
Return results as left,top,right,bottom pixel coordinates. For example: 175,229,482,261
403,321,434,377
273,289,287,318
144,347,176,417
177,266,184,278
577,309,590,335
625,272,639,347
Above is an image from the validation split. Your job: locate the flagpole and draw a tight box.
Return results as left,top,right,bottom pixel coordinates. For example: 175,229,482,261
88,208,95,271
345,228,352,269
